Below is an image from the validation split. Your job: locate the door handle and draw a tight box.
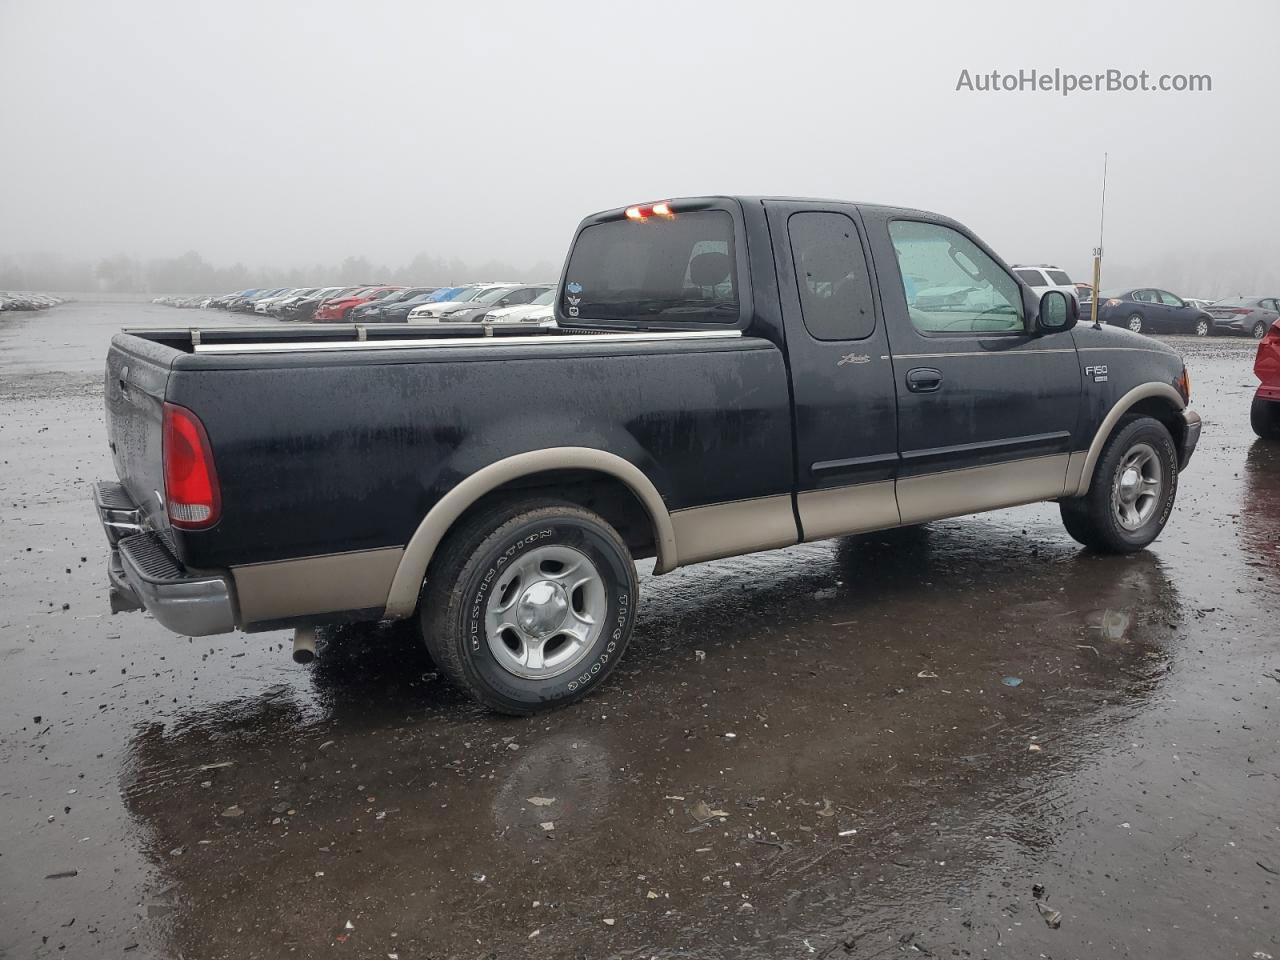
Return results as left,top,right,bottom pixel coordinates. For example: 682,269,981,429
906,367,943,393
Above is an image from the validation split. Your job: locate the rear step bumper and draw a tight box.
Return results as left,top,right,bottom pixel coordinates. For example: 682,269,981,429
93,482,237,636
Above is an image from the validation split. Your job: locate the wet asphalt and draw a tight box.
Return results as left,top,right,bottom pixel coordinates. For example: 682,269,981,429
0,301,1277,960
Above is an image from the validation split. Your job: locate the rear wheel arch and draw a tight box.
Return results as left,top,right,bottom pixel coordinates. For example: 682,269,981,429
382,448,676,619
1073,383,1186,496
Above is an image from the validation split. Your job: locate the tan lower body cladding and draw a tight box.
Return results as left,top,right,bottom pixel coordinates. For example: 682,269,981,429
668,455,1075,566
231,546,404,626
229,454,1076,624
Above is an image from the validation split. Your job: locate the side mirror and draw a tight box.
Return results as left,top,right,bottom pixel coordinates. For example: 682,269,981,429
1036,290,1078,334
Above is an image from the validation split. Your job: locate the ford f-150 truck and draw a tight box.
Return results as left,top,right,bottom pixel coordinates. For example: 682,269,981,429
95,195,1202,713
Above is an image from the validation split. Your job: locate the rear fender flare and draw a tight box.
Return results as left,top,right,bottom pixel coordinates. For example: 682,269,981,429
382,447,676,619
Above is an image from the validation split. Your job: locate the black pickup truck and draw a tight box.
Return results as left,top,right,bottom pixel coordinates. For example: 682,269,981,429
96,195,1201,713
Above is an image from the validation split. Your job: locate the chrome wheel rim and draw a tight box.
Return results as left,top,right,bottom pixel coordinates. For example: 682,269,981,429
1253,322,1267,340
1111,442,1163,530
1128,315,1143,333
484,544,605,680
1195,319,1209,336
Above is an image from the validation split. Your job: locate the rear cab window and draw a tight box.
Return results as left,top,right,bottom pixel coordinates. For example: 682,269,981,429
561,206,741,326
787,211,876,340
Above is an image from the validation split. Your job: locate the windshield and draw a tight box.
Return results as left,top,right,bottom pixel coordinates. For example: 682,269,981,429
561,210,739,323
473,286,518,305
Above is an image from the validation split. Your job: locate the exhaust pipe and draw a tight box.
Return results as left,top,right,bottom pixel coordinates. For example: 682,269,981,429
292,626,317,664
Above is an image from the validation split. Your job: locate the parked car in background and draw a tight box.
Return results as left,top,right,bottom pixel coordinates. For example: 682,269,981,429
231,288,290,313
313,285,402,322
366,289,450,323
1012,264,1077,300
286,287,360,322
1095,288,1213,335
255,287,316,315
1253,316,1280,438
407,284,521,321
350,287,437,323
270,286,337,317
443,284,553,323
480,288,557,325
1206,297,1280,340
1,292,64,311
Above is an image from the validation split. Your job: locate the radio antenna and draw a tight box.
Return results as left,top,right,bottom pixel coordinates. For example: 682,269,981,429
1090,152,1108,329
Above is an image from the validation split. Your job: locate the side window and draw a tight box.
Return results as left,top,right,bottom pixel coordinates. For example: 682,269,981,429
1046,269,1073,285
888,220,1024,335
1158,290,1183,306
1263,299,1279,312
1133,289,1156,303
788,212,876,340
1014,268,1046,286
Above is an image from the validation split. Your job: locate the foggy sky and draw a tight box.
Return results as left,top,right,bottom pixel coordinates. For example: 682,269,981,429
2,0,1277,296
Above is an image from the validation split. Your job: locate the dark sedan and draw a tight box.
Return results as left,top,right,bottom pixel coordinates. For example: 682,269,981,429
350,286,438,323
1096,288,1212,336
1206,297,1280,340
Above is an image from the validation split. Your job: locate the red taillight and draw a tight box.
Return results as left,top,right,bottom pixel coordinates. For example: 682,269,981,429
162,402,220,529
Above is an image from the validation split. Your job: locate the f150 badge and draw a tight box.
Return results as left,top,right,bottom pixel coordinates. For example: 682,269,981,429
1084,364,1108,382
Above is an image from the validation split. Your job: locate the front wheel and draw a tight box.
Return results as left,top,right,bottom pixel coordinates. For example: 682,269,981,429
1127,313,1145,334
420,498,639,714
1253,395,1280,439
1195,318,1211,337
1059,416,1178,553
1253,320,1269,340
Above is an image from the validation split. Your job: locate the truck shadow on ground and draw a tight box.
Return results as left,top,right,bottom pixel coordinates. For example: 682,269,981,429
117,517,1187,958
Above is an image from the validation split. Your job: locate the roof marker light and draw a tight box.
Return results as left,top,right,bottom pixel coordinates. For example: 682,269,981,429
652,201,674,218
625,205,646,221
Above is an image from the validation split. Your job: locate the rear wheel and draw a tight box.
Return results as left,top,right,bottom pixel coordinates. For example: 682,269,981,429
419,498,639,714
1059,416,1178,552
1252,395,1280,439
1195,318,1211,337
1253,320,1269,340
1127,313,1145,334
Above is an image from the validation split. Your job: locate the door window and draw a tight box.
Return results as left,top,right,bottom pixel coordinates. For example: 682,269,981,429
1046,269,1073,285
888,220,1023,335
1157,290,1184,306
1133,289,1157,303
1014,268,1047,286
788,212,877,340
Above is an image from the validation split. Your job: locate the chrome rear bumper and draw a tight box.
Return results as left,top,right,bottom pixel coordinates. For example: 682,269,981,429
93,481,238,636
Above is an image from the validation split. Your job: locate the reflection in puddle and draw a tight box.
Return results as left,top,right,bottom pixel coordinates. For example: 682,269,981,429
118,518,1185,958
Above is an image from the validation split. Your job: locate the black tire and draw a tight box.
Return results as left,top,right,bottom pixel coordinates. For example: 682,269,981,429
1059,416,1178,553
419,498,639,714
1252,395,1280,440
1252,320,1269,340
1127,313,1145,334
1195,318,1211,337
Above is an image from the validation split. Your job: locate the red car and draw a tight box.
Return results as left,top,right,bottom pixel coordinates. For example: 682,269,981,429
313,285,403,322
1253,316,1280,438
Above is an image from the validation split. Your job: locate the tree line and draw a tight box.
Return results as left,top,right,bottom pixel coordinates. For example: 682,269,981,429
0,250,559,295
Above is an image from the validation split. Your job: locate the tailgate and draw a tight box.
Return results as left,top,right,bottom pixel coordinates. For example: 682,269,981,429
105,334,175,535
